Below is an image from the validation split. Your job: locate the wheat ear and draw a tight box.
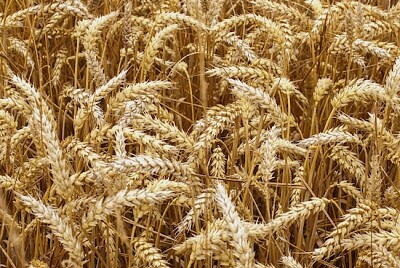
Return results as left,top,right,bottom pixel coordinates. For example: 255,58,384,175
215,183,256,268
20,195,84,266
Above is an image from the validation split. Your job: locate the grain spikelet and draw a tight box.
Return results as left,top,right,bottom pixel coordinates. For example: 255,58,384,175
176,189,214,235
290,167,303,206
298,127,362,147
0,175,22,191
82,180,184,231
0,98,30,115
81,12,119,86
132,114,194,150
62,136,104,167
206,0,225,26
37,12,68,39
207,66,273,83
274,139,307,156
366,155,382,204
211,14,285,48
211,146,226,178
258,127,279,182
215,183,255,268
7,37,35,68
336,113,375,132
193,101,242,152
15,157,49,187
384,186,400,210
154,12,208,32
75,70,127,128
108,81,173,111
109,155,195,180
312,2,389,36
185,0,206,21
358,244,400,268
313,78,333,104
272,77,308,105
313,203,374,260
342,230,400,256
133,237,169,268
92,69,127,102
226,78,293,125
251,58,282,76
329,146,366,186
281,254,304,268
29,259,49,268
238,132,306,157
0,110,16,161
11,76,73,199
112,127,178,155
252,0,308,26
217,32,258,62
52,48,68,87
245,198,330,238
11,75,42,105
142,24,179,74
304,0,323,16
20,195,84,266
335,181,364,203
174,219,232,265
332,79,386,109
385,56,400,111
29,108,74,199
5,1,91,27
352,39,396,60
191,101,243,139
113,126,126,158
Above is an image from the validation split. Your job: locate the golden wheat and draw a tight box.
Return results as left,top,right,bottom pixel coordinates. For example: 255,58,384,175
2,0,400,267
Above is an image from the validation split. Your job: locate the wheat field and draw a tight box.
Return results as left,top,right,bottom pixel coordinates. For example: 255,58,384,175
1,0,400,267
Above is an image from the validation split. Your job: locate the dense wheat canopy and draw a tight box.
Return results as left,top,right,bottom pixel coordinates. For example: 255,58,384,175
1,0,400,267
